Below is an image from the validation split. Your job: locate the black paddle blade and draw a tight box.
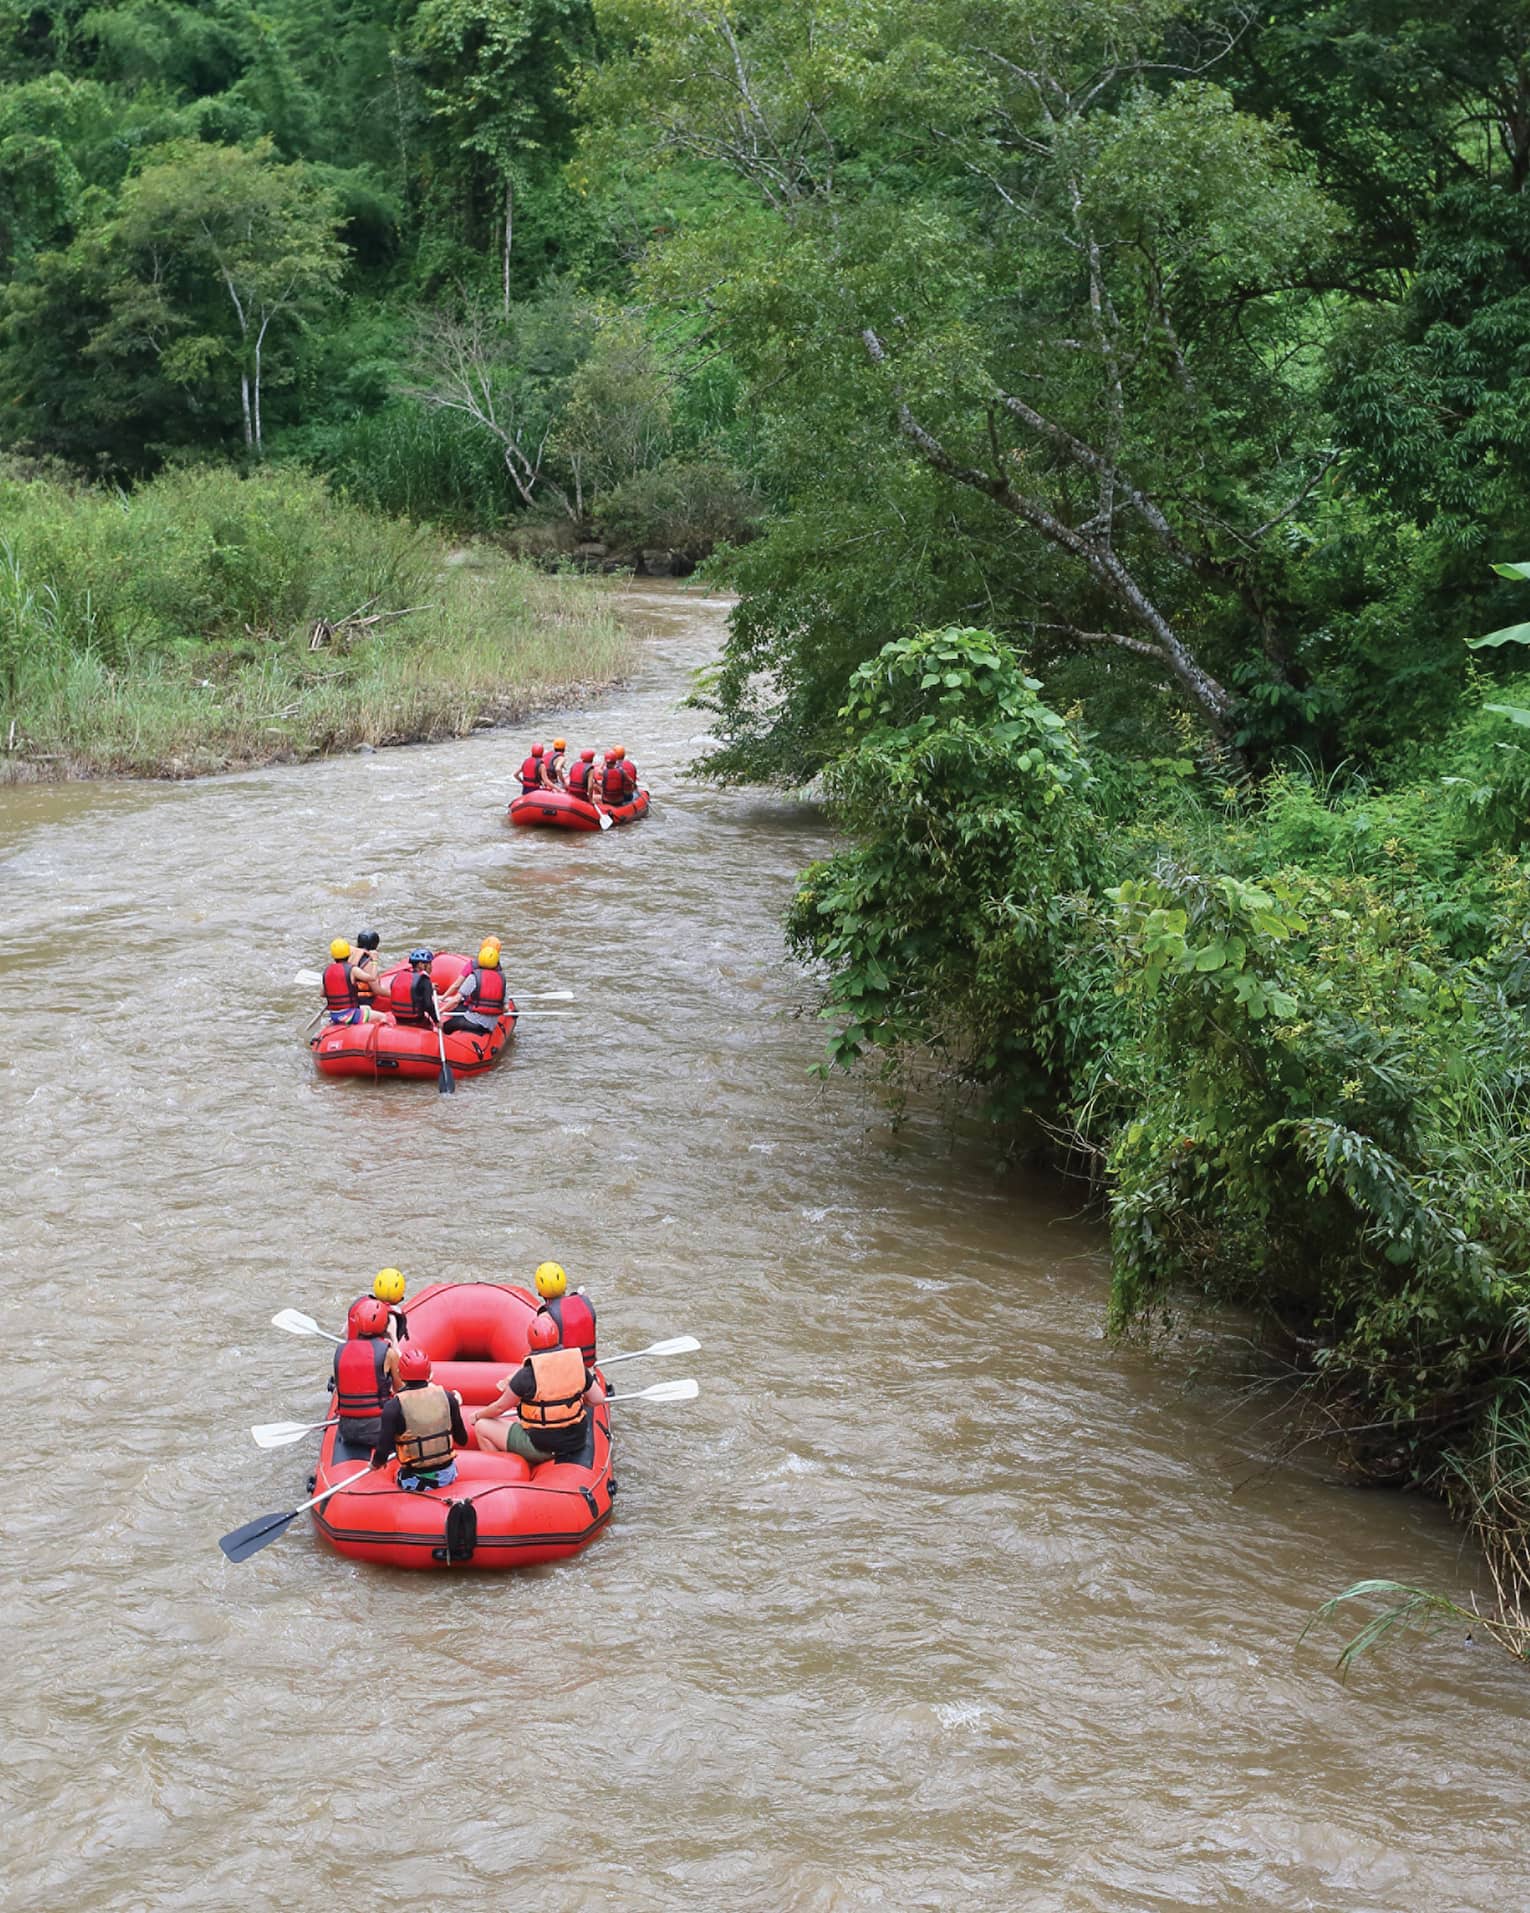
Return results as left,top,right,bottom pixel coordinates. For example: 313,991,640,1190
438,1061,455,1094
219,1506,302,1563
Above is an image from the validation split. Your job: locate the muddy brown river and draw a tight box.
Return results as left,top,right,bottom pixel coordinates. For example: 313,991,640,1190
5,584,1530,1910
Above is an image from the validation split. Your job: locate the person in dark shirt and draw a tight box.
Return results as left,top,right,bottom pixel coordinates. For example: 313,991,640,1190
472,1314,594,1463
370,1342,468,1490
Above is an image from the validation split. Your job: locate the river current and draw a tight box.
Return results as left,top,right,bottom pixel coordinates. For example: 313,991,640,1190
5,584,1530,1911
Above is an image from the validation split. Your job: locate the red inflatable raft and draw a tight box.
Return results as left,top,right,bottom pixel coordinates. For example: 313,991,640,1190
507,786,650,830
310,952,517,1081
310,1281,612,1571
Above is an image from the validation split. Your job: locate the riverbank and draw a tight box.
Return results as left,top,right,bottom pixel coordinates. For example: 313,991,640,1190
0,463,637,782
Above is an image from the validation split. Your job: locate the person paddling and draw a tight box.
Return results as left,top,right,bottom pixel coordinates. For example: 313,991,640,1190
471,1313,594,1463
331,1298,400,1451
438,939,508,1035
387,948,438,1026
601,745,636,806
545,737,569,788
532,1260,598,1366
358,1266,409,1346
518,741,547,794
321,938,390,1026
371,1342,467,1491
568,747,597,799
350,928,384,1007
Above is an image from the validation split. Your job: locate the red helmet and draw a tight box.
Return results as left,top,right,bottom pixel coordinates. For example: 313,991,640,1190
527,1312,559,1351
347,1297,388,1339
396,1340,432,1382
580,747,595,761
531,742,544,755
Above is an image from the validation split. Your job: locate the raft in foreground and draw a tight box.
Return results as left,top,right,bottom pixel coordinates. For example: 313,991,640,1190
310,952,517,1081
311,1281,612,1570
507,786,650,830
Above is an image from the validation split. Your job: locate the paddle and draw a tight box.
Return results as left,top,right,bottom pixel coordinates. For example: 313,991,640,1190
252,1416,338,1448
604,1378,699,1405
219,1464,374,1563
599,811,613,831
600,1334,701,1366
430,991,455,1094
271,1307,342,1344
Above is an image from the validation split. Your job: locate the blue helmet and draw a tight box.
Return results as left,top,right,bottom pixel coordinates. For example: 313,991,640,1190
409,947,434,965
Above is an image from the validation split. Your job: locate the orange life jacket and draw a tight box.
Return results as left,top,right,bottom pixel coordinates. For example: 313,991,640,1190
516,1347,588,1432
396,1385,455,1473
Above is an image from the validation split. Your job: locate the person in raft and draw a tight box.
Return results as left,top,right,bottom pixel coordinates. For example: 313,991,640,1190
567,746,597,799
438,938,508,1035
544,737,569,787
331,1297,400,1451
350,928,384,1006
362,1266,409,1346
517,740,547,793
471,1313,595,1464
321,938,390,1026
371,1342,468,1491
601,744,637,806
386,947,438,1026
532,1260,598,1367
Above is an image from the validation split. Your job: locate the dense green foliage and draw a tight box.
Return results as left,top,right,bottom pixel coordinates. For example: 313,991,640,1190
792,626,1530,1537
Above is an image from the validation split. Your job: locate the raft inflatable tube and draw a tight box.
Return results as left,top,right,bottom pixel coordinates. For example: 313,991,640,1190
310,1281,612,1571
507,786,650,830
310,952,517,1081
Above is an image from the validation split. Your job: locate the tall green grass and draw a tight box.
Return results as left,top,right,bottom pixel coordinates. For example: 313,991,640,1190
0,464,635,777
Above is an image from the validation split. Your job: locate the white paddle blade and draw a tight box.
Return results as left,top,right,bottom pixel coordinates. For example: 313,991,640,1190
518,1009,574,1018
251,1419,332,1448
271,1308,340,1342
607,1377,699,1405
521,990,575,1001
598,811,613,830
601,1335,702,1365
293,969,322,987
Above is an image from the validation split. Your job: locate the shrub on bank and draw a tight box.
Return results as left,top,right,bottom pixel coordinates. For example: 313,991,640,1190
0,462,633,776
794,625,1530,1617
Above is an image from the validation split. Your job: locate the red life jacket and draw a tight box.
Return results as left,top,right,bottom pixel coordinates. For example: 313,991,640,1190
601,763,628,804
568,758,591,796
539,1291,597,1366
333,1336,392,1418
389,967,424,1025
471,962,507,1016
519,754,543,792
545,750,565,785
323,959,359,1013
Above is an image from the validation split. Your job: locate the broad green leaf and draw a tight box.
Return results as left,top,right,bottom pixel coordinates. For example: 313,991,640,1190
1466,621,1530,650
1483,703,1530,728
1489,562,1530,581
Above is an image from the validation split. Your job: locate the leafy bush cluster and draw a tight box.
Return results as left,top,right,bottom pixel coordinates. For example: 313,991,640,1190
795,624,1530,1562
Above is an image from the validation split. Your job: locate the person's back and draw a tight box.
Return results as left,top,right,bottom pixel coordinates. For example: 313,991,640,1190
568,748,595,798
532,1260,597,1365
518,742,546,793
332,1298,396,1448
545,738,568,787
372,1342,467,1490
440,943,506,1034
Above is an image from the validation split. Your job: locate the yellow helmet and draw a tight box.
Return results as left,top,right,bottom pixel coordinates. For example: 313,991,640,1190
534,1261,567,1298
329,938,351,960
553,737,567,752
478,942,501,968
373,1267,406,1304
